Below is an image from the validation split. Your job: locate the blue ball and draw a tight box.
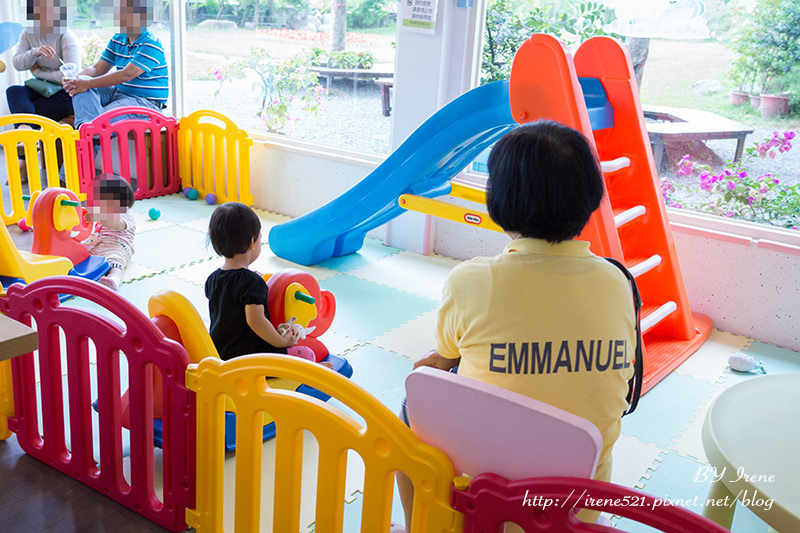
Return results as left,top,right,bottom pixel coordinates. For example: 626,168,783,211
206,193,217,205
185,187,199,201
148,207,161,220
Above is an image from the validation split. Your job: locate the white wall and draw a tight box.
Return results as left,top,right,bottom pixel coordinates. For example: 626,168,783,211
671,222,800,352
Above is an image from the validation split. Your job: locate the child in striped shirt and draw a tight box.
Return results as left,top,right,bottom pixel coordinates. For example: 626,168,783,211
83,174,136,291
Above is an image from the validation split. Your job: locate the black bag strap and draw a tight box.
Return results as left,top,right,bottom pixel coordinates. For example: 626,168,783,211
604,257,643,417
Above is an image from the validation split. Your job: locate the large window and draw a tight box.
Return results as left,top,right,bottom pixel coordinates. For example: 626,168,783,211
181,0,396,154
480,0,799,233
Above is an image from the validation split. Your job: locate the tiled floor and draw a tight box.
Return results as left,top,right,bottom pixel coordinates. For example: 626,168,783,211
4,192,799,532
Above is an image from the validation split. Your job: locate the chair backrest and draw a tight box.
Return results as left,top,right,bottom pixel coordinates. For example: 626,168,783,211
405,367,603,480
451,473,731,533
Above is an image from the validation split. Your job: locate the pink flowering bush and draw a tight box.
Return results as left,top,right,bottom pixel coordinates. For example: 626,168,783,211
255,28,379,46
661,131,800,229
211,48,323,133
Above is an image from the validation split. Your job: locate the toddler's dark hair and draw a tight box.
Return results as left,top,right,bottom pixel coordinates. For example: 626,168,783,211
486,120,604,243
94,173,135,208
207,202,261,258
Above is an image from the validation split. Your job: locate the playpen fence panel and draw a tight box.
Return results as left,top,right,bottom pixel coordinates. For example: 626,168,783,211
77,107,180,202
0,277,194,533
186,354,457,533
0,115,81,225
177,109,254,205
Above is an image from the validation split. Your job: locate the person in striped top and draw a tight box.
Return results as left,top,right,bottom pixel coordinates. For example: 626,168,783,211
63,0,168,128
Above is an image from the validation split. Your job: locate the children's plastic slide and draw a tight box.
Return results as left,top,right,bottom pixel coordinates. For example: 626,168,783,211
268,80,517,266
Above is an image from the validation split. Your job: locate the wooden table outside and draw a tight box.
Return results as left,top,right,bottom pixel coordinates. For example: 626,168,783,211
643,104,754,170
311,66,394,94
702,373,800,532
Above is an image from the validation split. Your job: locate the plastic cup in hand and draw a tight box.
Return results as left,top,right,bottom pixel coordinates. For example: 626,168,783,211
59,62,78,79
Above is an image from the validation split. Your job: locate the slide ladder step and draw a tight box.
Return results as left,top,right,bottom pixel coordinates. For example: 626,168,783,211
628,254,662,278
614,205,646,228
641,301,678,334
600,156,631,173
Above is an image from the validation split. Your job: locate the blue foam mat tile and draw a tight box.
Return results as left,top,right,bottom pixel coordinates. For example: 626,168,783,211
320,274,438,342
721,340,800,386
614,452,712,532
330,343,412,414
730,501,772,533
132,224,214,272
316,238,401,274
621,372,715,447
118,273,208,320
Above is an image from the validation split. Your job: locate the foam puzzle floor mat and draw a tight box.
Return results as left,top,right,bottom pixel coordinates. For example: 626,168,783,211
5,193,799,532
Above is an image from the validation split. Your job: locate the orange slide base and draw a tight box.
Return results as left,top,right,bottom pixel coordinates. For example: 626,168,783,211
641,312,714,394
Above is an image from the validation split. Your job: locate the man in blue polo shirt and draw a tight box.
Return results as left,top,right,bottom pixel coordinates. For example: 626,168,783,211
63,0,168,128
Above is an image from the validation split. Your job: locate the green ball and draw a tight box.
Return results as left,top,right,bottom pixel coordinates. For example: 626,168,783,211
186,188,199,201
148,207,161,220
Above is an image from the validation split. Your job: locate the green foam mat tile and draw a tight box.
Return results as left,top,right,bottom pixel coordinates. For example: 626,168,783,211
250,251,337,282
336,343,412,412
615,451,714,532
721,340,800,385
118,273,209,322
320,274,438,342
316,237,401,273
674,329,751,384
346,250,457,301
132,193,218,223
168,257,220,288
621,372,715,447
132,224,214,272
370,310,438,361
668,395,714,464
610,434,666,489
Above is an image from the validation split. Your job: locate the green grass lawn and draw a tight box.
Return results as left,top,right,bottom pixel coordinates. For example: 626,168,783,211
640,39,800,129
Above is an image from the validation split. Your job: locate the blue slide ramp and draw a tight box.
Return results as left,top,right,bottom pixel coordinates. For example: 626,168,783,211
269,80,516,266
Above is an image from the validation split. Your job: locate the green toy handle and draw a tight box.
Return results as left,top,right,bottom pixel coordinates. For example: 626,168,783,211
294,291,316,305
21,194,79,207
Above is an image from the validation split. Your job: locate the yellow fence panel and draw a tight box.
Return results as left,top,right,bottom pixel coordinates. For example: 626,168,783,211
177,110,254,206
0,114,81,225
185,354,458,533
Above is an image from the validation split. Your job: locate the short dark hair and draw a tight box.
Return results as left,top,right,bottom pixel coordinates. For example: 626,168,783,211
94,173,135,208
207,202,261,258
27,0,68,25
486,121,604,243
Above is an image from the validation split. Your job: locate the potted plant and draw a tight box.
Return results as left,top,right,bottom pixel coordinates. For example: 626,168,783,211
728,18,761,108
728,55,757,106
732,0,800,117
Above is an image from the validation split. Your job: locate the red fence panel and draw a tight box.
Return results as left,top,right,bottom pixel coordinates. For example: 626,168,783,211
0,277,194,532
